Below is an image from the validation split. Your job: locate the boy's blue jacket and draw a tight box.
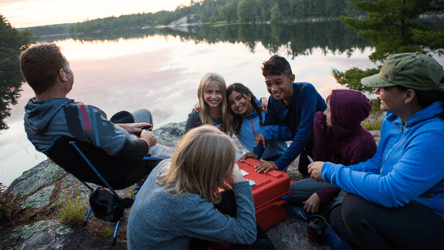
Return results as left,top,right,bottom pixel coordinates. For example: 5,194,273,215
258,82,326,169
322,101,444,219
236,109,287,160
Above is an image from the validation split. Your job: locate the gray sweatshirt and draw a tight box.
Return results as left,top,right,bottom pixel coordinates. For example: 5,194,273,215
127,161,257,250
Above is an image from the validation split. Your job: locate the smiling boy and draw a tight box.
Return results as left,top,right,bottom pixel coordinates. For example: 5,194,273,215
243,55,326,174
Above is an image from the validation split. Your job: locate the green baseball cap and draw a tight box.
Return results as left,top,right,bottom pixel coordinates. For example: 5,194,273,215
361,52,444,91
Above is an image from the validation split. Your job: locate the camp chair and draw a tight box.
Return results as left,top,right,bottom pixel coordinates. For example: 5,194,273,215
43,136,160,245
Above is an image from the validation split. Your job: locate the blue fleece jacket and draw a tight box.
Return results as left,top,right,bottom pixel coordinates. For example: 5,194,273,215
127,161,257,250
321,101,444,219
258,82,326,169
236,110,287,160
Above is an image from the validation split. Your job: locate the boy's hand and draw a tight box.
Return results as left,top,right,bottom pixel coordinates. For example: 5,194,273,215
239,152,258,162
254,161,278,173
255,132,267,148
115,122,152,134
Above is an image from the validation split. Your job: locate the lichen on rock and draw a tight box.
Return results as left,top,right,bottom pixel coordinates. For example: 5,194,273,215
9,220,57,240
20,185,55,210
8,160,66,197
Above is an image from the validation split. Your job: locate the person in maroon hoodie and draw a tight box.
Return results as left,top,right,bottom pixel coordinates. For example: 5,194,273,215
290,89,377,216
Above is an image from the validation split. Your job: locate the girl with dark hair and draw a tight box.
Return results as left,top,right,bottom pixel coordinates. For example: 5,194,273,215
227,83,287,162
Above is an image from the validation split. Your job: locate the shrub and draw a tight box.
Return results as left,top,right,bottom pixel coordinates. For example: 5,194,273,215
362,120,382,131
0,182,26,228
59,193,87,226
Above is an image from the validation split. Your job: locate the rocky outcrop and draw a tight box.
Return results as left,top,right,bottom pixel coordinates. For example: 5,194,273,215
1,121,382,250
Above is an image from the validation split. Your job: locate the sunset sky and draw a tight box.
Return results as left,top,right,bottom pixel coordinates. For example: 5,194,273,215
1,0,191,28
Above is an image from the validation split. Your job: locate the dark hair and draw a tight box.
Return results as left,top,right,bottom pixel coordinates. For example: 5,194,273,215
20,43,68,95
390,83,444,118
261,55,292,77
226,83,263,135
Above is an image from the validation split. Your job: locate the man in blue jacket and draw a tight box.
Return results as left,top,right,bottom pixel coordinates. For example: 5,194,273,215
242,55,326,174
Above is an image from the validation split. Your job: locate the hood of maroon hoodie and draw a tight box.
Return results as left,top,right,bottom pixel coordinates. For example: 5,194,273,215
330,89,372,139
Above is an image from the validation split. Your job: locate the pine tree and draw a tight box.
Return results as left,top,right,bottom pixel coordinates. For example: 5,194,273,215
343,0,444,62
333,0,444,97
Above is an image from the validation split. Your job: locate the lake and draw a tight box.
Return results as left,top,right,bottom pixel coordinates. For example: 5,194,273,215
0,21,389,186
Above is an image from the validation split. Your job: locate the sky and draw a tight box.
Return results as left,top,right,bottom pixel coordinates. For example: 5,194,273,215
1,0,191,28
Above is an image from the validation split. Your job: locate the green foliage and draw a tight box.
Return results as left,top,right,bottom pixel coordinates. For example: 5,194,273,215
218,1,238,23
332,67,381,94
342,0,444,62
0,182,27,229
270,4,283,23
102,227,114,237
362,120,382,131
237,0,257,23
59,192,87,226
0,15,35,131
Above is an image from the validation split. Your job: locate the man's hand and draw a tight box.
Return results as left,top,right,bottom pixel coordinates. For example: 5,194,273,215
254,160,278,173
239,152,258,162
308,162,325,182
260,98,268,112
115,122,152,134
140,130,157,147
303,193,321,213
255,132,267,148
224,164,245,185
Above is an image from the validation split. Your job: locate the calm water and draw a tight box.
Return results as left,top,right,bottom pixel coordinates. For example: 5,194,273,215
0,22,382,186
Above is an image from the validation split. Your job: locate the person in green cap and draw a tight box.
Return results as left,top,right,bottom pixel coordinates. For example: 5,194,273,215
307,52,444,250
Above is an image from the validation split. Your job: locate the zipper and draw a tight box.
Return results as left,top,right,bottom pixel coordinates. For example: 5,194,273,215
381,122,404,174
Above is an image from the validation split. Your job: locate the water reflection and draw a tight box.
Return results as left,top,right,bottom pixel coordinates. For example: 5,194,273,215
0,57,23,131
1,21,377,187
52,21,372,58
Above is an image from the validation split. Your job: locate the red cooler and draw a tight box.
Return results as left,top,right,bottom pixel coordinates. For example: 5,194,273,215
236,158,290,230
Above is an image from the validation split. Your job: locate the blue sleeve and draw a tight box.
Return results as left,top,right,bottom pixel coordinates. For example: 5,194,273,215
321,131,444,207
274,85,321,170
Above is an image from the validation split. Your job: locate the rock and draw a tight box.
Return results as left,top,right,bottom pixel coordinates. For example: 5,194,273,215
7,160,66,197
20,185,55,210
1,121,381,250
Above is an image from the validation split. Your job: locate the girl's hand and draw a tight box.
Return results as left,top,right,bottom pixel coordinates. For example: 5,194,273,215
225,164,245,185
308,161,325,182
255,132,267,148
303,193,321,213
191,103,201,113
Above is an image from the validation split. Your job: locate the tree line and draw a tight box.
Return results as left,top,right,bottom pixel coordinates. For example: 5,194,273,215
29,0,372,36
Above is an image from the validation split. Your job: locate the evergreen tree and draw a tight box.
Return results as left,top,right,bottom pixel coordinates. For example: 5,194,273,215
237,0,257,23
343,0,444,62
270,3,283,23
333,0,444,103
0,15,35,131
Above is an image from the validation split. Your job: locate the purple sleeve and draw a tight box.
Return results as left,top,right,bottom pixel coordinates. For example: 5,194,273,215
312,111,329,161
315,186,341,203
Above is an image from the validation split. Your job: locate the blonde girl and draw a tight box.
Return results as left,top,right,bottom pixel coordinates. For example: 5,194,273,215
185,73,233,135
127,125,275,250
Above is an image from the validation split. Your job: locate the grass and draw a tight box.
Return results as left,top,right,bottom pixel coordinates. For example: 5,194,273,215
0,182,27,229
362,120,382,131
102,226,114,237
59,192,87,226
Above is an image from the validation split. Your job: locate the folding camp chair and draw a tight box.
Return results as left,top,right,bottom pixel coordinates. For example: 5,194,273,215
44,136,160,245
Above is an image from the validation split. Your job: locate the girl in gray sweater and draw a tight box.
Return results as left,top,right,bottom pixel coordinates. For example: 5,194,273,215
127,125,274,250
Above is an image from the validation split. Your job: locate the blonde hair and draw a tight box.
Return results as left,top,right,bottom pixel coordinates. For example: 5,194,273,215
156,125,236,204
197,73,233,135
